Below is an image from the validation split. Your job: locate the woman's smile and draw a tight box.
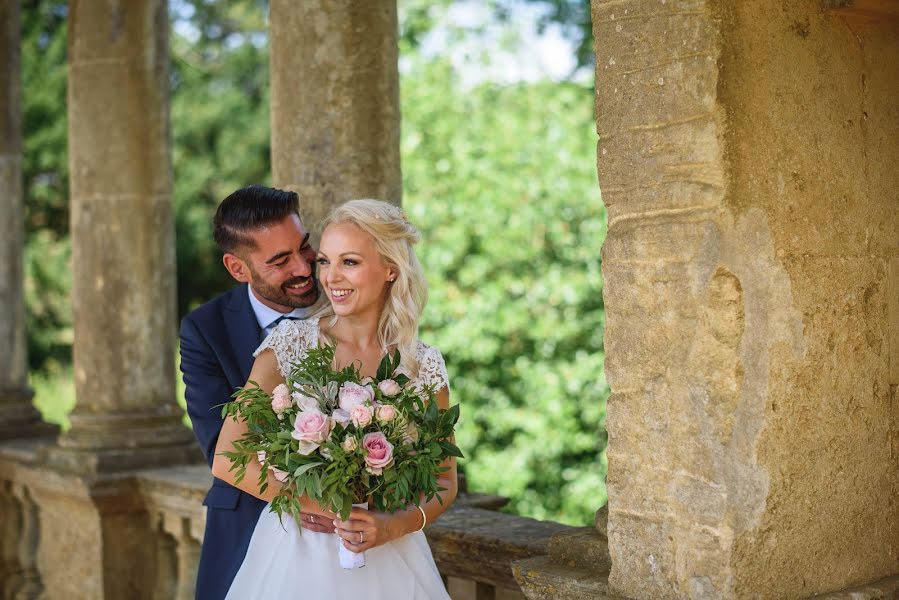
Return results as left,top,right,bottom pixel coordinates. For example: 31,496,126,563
330,288,354,302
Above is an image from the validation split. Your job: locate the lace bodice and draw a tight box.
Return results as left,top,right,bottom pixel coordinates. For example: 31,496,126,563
254,317,449,393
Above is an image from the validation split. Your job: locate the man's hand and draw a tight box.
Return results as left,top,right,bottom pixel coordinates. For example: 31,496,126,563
299,511,335,534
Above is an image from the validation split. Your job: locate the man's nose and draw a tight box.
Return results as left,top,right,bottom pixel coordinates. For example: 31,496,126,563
290,254,312,277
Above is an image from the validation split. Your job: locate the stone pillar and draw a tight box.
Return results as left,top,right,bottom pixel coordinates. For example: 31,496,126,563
45,0,196,473
0,0,56,440
594,0,899,598
269,0,402,235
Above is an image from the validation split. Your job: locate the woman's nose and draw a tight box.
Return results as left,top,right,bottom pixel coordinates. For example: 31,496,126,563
325,264,342,284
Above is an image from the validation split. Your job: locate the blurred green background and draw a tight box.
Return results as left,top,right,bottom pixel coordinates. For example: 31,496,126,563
22,0,607,525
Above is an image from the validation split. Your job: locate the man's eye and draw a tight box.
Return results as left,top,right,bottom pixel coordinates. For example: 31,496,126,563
274,260,288,268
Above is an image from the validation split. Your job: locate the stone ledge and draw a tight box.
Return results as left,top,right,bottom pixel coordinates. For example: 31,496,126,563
547,527,612,573
810,572,899,599
823,0,899,22
426,506,572,590
512,555,618,600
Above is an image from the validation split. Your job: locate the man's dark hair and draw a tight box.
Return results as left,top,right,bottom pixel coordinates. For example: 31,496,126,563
213,185,300,255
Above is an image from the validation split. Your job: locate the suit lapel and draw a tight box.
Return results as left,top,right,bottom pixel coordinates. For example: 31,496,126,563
224,283,262,381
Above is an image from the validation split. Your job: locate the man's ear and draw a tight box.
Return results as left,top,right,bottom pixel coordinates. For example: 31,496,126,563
223,253,251,283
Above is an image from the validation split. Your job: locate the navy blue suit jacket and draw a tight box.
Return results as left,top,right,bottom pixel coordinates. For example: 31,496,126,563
179,284,267,600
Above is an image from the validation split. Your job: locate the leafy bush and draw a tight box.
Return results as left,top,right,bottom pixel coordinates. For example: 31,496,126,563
402,58,607,524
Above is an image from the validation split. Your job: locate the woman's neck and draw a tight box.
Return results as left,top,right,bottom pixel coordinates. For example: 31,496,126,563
326,313,381,352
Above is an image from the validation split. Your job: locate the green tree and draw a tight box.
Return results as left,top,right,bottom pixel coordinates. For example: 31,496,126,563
401,57,606,524
21,1,70,371
169,0,273,315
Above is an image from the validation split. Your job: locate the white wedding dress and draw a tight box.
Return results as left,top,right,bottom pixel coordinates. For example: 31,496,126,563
225,317,452,600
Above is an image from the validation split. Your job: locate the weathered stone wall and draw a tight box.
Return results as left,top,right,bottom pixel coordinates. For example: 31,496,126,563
269,0,402,236
0,1,25,396
718,1,899,596
59,0,195,469
594,0,898,597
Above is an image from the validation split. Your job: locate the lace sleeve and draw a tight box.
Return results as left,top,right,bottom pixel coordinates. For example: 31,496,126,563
254,318,319,379
416,343,450,393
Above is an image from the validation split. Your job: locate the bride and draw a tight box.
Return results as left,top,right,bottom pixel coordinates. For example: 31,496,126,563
211,199,455,599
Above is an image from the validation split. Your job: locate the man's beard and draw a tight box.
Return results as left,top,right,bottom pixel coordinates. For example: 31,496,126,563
249,268,320,309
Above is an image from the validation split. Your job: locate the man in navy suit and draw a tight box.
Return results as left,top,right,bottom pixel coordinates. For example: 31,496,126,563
179,185,331,600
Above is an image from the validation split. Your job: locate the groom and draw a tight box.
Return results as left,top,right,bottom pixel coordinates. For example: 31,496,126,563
180,185,331,600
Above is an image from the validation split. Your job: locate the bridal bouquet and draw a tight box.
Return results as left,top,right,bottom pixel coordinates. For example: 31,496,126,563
219,344,461,564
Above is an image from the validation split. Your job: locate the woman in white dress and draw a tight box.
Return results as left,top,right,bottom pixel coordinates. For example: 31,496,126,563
211,200,455,599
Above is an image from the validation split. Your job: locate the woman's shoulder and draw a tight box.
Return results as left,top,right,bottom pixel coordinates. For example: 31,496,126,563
413,338,444,357
412,340,449,392
257,317,320,353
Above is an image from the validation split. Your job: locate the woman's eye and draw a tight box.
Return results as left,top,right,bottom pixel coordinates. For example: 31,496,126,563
343,259,357,266
316,258,329,265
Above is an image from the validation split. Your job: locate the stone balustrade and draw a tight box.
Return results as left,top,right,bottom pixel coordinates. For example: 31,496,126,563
0,436,575,600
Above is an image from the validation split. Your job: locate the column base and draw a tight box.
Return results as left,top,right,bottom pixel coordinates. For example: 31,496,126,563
43,442,203,476
43,411,202,475
0,388,59,441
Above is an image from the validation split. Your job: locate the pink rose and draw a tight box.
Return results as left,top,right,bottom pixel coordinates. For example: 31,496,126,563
350,404,373,428
362,432,394,475
271,384,292,415
291,391,318,412
376,404,398,423
332,409,352,427
342,437,357,452
378,379,401,397
338,382,374,412
291,409,333,455
269,466,289,482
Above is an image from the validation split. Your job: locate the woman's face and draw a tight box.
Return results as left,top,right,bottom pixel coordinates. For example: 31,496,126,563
317,222,395,320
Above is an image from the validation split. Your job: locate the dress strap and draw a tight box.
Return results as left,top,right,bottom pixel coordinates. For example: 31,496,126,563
254,317,320,378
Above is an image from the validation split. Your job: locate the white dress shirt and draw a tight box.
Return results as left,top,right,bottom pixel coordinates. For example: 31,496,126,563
247,285,310,340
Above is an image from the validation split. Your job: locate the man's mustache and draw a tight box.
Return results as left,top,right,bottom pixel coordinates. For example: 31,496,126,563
283,275,314,288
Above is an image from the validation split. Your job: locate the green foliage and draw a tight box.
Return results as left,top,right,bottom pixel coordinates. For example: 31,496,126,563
21,1,70,370
401,57,607,524
170,0,273,315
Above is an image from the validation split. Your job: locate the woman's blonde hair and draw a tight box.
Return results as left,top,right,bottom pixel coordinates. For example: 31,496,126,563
318,199,427,375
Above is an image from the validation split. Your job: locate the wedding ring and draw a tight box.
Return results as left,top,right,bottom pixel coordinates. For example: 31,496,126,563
359,531,363,543
310,515,315,523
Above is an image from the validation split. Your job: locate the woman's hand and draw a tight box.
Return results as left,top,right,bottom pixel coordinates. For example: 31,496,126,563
333,507,406,553
299,511,337,534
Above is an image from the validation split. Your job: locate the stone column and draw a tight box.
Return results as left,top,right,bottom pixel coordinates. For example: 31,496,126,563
46,0,196,473
0,0,55,440
269,0,402,235
594,0,899,598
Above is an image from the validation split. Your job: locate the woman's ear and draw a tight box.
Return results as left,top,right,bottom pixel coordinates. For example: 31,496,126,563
223,253,251,283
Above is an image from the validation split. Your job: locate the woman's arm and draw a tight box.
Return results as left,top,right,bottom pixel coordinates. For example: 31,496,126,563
335,385,458,551
211,349,335,518
397,385,458,528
